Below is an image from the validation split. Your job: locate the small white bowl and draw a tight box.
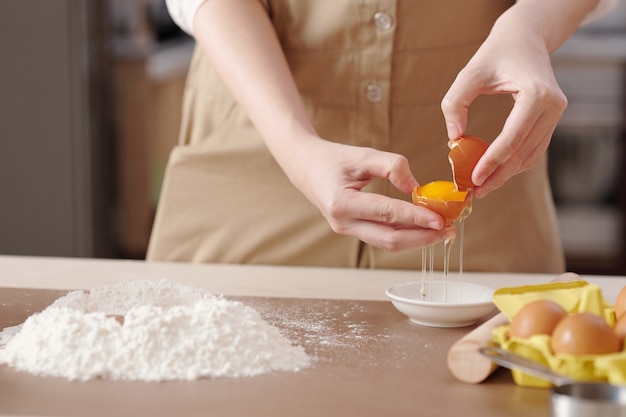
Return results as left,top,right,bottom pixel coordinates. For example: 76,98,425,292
385,281,495,328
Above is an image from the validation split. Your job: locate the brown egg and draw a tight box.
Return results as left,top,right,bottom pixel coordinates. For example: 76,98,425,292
412,181,470,226
551,312,622,355
614,285,626,320
509,299,568,339
614,314,626,340
448,135,489,191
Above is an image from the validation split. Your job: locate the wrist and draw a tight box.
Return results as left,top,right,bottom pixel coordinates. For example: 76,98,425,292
504,0,600,53
259,121,326,185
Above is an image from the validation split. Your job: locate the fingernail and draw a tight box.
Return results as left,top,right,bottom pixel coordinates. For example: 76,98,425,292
473,187,486,199
472,169,487,187
428,220,442,230
446,123,460,140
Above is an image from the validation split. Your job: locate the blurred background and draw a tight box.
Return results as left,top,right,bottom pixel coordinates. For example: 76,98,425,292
0,0,625,274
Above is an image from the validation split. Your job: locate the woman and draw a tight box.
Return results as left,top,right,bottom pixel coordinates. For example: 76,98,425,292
148,0,615,272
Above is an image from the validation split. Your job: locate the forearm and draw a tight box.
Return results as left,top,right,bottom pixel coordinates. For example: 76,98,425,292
190,0,446,246
192,0,318,176
505,0,601,53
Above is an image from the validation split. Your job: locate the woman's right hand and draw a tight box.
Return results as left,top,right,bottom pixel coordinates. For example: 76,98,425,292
283,137,454,251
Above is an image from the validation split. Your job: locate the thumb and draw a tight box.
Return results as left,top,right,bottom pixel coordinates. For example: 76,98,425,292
441,71,481,140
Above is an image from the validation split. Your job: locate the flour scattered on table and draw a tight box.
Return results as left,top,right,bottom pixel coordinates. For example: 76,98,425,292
0,280,310,382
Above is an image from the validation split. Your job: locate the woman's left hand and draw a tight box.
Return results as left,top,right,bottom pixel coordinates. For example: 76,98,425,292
441,0,598,199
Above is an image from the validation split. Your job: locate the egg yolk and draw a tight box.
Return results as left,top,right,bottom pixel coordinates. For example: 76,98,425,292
448,135,489,191
411,135,486,224
412,181,469,226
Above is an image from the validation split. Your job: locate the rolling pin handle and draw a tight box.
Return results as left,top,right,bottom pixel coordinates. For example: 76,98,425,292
447,272,579,384
447,312,509,384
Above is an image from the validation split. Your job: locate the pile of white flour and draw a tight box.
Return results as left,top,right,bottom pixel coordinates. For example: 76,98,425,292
0,280,310,382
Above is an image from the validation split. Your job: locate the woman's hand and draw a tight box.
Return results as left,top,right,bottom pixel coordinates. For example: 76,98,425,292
286,138,453,251
441,0,600,199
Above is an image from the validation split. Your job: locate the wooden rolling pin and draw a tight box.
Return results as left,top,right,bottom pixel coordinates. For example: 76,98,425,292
447,272,580,384
447,312,508,384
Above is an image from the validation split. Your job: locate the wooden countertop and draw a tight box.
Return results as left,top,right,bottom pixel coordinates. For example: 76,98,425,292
1,255,624,302
1,255,625,417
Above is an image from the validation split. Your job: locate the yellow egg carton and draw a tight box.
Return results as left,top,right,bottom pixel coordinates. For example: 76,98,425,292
491,280,626,387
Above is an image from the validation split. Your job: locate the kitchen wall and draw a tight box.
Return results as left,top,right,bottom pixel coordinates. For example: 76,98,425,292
550,3,626,274
107,0,192,258
0,0,190,259
0,0,111,257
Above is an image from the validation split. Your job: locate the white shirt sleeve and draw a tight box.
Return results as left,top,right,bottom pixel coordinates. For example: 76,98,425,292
165,0,209,35
165,0,270,36
165,0,618,37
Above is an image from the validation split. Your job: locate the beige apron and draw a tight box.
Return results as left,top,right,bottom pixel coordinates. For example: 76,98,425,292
147,0,565,273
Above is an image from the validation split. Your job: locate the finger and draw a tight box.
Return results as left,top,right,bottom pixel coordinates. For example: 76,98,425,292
513,102,560,174
386,153,420,194
515,117,555,174
474,126,552,198
345,220,456,253
441,68,485,139
518,129,552,172
473,83,566,187
517,135,551,174
337,191,445,231
356,150,418,194
474,111,554,198
472,93,542,187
